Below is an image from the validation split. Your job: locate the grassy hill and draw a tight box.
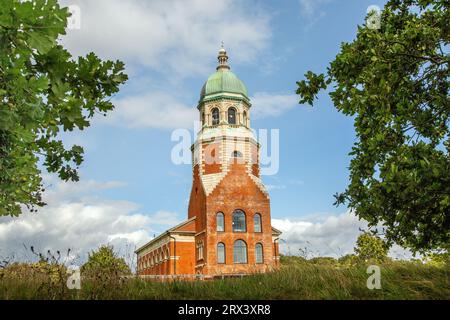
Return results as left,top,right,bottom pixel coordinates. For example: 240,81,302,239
1,256,449,300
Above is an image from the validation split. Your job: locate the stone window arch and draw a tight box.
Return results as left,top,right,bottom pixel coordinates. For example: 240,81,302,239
243,111,248,126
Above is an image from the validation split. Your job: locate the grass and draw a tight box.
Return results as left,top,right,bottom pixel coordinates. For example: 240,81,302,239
0,256,449,300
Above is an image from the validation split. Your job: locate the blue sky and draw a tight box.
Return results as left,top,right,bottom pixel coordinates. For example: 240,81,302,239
4,0,413,261
70,0,386,220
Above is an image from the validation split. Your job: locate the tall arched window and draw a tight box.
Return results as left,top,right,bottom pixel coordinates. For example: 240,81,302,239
255,243,264,264
234,240,248,264
254,213,262,233
232,210,246,232
217,243,225,264
243,111,247,126
228,107,236,124
216,212,224,232
212,108,220,125
202,112,205,125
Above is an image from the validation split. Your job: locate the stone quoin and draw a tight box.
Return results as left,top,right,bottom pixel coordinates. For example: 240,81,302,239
135,46,282,277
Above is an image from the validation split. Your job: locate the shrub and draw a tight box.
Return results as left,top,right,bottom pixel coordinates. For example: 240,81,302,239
81,245,131,276
354,232,389,262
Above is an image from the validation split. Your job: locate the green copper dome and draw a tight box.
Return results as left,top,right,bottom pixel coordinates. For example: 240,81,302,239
199,47,248,101
200,70,248,99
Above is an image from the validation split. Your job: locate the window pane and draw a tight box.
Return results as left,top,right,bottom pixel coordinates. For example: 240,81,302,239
233,240,247,264
232,210,246,232
256,243,263,264
228,108,236,124
212,108,220,125
254,214,262,233
217,243,225,264
232,151,242,158
217,213,224,232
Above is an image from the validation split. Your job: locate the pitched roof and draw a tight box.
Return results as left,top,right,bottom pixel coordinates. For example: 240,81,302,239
135,216,196,254
272,226,282,236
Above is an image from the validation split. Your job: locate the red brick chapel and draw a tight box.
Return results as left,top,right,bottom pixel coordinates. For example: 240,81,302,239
136,47,281,277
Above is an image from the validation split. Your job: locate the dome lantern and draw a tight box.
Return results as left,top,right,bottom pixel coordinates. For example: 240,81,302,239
217,42,230,71
199,45,249,102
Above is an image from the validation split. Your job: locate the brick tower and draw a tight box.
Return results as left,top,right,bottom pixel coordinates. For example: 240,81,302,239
136,47,281,277
188,47,281,275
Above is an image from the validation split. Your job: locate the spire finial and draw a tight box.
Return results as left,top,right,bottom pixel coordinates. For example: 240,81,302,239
217,42,230,71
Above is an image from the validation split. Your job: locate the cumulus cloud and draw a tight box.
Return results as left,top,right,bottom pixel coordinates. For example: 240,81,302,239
146,211,182,226
104,91,300,130
273,212,366,258
251,92,298,119
106,92,197,130
0,177,181,264
56,1,302,130
60,0,271,77
273,211,413,259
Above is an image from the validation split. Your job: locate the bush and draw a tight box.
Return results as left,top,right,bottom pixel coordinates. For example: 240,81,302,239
424,250,450,267
81,245,131,276
354,233,389,262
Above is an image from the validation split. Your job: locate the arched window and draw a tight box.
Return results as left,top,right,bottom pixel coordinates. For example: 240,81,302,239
212,108,220,125
243,111,247,126
217,243,225,264
228,107,236,124
232,150,243,158
255,243,264,264
233,240,248,264
254,213,262,233
232,210,246,232
216,212,224,232
202,112,205,125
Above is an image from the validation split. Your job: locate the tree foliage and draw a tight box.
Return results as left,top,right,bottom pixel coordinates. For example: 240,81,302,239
354,232,389,262
81,245,131,276
296,0,449,253
0,0,128,216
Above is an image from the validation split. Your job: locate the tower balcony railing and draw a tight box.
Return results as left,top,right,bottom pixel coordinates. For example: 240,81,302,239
203,124,246,129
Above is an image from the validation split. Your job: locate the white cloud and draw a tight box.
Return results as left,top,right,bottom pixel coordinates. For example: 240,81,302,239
273,211,414,259
299,0,331,18
251,92,298,119
57,1,294,130
0,177,181,264
147,211,182,226
105,92,197,130
105,91,301,130
61,0,271,77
